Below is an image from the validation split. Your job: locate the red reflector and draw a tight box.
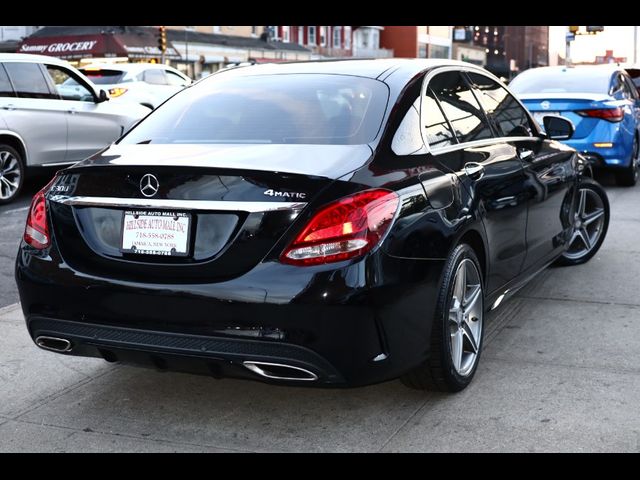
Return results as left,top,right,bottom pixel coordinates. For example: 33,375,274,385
280,189,400,266
576,107,624,122
23,179,55,249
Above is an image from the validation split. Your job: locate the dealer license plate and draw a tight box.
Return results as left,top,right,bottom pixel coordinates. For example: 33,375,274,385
121,210,191,256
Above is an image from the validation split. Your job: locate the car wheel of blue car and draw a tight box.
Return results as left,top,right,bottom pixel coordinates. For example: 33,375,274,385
615,135,639,187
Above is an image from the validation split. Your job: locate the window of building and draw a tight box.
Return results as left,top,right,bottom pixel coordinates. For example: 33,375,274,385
298,26,304,45
282,26,290,43
3,62,54,99
429,45,450,59
429,71,493,144
267,26,278,40
212,26,221,33
344,26,351,49
371,30,379,49
320,26,327,47
466,72,534,137
251,26,258,36
333,26,341,48
308,26,316,45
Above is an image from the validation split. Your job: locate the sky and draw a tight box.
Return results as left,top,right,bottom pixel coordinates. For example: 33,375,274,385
549,26,638,64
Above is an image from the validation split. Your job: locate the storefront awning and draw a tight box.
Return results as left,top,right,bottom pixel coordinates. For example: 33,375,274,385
18,32,180,61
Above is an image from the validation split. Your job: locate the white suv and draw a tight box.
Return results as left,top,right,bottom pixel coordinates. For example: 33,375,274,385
79,63,192,110
0,53,151,203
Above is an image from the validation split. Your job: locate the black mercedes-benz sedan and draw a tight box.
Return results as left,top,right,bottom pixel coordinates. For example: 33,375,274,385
15,59,609,392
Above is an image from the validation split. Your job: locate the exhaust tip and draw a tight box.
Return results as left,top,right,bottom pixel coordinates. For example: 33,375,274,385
35,336,72,353
243,361,318,382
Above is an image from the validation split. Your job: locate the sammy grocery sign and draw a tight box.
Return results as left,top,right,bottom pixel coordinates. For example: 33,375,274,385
18,35,105,59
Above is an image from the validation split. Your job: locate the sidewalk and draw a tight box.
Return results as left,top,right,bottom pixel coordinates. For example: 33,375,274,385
1,182,639,452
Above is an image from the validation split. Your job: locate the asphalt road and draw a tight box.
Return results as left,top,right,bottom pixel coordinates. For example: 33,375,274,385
2,171,640,452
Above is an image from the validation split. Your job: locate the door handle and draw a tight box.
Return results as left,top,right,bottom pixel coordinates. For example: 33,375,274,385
1,104,16,111
518,149,534,160
464,162,485,179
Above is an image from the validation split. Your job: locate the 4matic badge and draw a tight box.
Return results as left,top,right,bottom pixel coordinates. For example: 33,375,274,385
263,189,307,200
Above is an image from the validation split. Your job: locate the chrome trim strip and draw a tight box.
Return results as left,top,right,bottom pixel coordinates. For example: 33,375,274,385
48,195,307,213
242,361,319,382
430,136,539,156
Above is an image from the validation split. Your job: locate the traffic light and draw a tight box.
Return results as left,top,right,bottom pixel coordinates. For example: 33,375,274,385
586,26,604,34
569,26,580,34
158,26,167,53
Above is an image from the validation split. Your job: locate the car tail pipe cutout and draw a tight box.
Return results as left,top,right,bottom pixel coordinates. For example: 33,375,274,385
35,336,73,353
242,361,319,381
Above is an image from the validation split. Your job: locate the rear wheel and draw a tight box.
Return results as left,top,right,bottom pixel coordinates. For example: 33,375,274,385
401,244,484,392
615,135,639,186
556,178,609,266
0,144,25,205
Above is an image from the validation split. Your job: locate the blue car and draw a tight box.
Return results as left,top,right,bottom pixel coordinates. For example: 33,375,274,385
510,65,640,186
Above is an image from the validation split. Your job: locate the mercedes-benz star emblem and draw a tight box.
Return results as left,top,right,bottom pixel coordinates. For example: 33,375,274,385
140,174,159,197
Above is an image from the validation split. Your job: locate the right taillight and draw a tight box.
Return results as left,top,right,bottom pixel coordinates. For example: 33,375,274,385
24,181,53,249
576,107,624,122
108,87,128,98
280,189,400,266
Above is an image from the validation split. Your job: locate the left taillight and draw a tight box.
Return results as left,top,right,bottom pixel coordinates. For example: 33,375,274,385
23,179,54,249
280,189,400,266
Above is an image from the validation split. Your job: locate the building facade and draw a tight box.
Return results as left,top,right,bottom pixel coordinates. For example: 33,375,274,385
463,25,549,78
379,26,453,59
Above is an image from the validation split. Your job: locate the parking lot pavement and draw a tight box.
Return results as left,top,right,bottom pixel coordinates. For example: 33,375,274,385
1,174,640,452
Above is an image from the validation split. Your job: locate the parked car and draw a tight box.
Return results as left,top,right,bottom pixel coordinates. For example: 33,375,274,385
78,63,192,110
0,53,151,204
16,59,609,392
509,65,640,186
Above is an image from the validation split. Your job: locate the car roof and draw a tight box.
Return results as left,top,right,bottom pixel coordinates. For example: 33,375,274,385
212,58,484,81
80,62,174,73
516,65,622,78
0,52,72,67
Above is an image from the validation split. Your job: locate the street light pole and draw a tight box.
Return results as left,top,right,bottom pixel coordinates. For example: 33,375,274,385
185,27,189,77
634,25,638,64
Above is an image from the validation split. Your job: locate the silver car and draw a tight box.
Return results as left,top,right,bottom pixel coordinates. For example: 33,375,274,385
0,53,151,203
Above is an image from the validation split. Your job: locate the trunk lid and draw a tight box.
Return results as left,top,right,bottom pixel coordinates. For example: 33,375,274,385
518,93,618,140
48,144,373,283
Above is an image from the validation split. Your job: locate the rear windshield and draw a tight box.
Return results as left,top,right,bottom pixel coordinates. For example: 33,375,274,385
119,73,389,145
80,69,126,84
509,68,612,94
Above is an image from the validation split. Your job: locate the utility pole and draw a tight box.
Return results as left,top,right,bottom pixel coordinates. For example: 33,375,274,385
634,25,638,64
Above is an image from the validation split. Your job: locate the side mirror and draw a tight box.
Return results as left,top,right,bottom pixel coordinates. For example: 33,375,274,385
543,115,574,140
96,89,109,103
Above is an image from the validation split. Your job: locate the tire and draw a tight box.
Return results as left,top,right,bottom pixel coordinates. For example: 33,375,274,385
401,243,485,392
615,135,639,187
0,144,25,205
556,178,609,266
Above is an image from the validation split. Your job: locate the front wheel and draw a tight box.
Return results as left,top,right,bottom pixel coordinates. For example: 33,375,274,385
401,244,484,392
556,178,609,266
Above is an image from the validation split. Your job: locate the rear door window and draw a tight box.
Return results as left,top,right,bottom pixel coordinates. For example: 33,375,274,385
143,69,168,85
3,62,54,99
0,64,15,97
429,70,494,143
423,88,456,148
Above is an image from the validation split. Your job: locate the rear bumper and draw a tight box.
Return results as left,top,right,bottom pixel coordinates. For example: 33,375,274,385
566,129,633,169
16,243,445,387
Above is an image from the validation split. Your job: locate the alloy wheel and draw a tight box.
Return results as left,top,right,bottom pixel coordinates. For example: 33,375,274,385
0,150,21,200
448,258,483,377
563,187,606,260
